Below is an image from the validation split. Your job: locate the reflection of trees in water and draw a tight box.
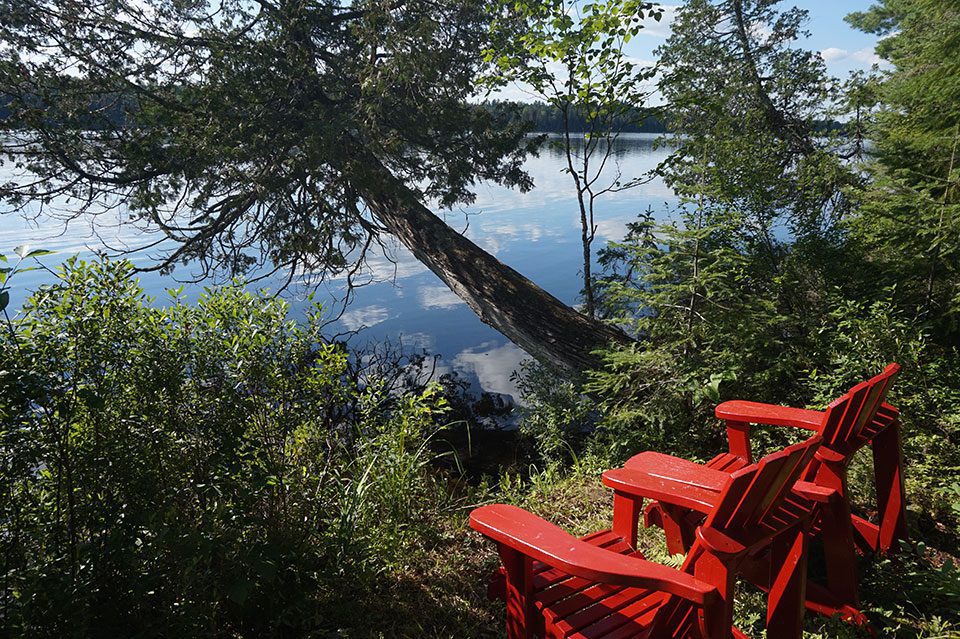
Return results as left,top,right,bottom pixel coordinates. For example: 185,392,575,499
537,133,676,160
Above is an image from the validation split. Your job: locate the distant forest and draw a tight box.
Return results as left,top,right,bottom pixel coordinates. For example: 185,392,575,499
0,95,668,134
480,100,847,135
482,100,668,133
2,96,848,136
0,95,667,133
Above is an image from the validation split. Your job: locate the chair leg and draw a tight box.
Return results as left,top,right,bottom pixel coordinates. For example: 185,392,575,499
821,494,860,608
693,548,736,639
613,492,642,549
872,422,908,553
499,545,534,639
766,527,808,639
809,459,870,613
660,503,697,555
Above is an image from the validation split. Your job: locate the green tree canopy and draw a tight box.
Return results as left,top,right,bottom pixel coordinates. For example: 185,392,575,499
847,0,960,336
0,0,529,276
657,0,859,251
0,0,631,371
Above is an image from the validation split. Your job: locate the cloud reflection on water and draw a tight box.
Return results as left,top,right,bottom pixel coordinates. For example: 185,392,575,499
452,340,527,401
417,285,465,310
339,304,390,331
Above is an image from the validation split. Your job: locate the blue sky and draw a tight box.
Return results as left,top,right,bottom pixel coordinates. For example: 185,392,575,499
493,1,886,102
632,1,884,75
789,0,884,75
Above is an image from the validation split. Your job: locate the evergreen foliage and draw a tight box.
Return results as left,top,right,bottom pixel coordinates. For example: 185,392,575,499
656,0,862,244
579,0,960,539
846,0,960,340
0,0,533,277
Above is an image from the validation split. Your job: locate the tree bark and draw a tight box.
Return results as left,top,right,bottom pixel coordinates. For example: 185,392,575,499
731,0,816,157
352,154,633,373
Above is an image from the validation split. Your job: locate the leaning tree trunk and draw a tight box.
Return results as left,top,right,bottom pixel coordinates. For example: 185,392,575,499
352,154,633,373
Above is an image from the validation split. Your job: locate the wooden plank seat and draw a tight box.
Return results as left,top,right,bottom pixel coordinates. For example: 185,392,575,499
639,364,906,626
473,507,726,639
531,530,707,638
472,437,822,639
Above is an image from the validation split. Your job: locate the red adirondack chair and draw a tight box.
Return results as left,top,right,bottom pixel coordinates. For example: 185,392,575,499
640,364,906,624
471,436,822,639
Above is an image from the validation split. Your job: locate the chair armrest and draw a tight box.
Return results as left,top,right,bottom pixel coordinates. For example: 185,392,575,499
623,451,731,490
470,504,718,605
696,526,747,556
602,464,724,515
716,400,824,431
793,481,840,504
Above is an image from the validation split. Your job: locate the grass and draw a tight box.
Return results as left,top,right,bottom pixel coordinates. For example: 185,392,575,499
316,455,960,638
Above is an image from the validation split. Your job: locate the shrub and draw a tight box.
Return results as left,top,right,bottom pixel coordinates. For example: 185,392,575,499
583,208,795,463
511,360,596,465
0,259,449,637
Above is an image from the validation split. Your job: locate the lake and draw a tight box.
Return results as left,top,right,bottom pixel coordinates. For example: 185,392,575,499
0,133,677,401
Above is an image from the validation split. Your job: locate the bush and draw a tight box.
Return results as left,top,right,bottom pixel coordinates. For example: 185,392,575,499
511,360,596,465
804,291,960,524
0,259,449,637
582,208,795,463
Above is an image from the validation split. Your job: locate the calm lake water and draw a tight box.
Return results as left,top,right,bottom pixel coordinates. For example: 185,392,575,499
0,133,678,400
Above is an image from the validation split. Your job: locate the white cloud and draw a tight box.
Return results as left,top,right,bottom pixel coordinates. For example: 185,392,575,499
363,248,428,281
850,46,882,66
398,331,434,351
453,341,528,400
748,20,774,41
819,46,888,70
639,5,679,38
623,56,657,68
593,219,630,242
474,233,504,256
479,221,560,244
821,47,849,62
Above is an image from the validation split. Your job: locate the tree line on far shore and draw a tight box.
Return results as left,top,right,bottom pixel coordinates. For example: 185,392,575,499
480,99,668,133
0,95,847,137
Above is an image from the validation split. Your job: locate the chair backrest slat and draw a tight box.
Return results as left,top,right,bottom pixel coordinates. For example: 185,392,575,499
848,379,888,442
821,364,900,449
828,383,871,447
705,437,820,537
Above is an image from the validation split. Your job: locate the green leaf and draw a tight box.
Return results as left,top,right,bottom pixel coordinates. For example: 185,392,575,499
78,388,106,410
12,245,53,259
227,579,253,605
0,291,8,313
703,373,726,402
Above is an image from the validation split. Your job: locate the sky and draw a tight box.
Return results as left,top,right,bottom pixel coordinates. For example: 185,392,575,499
777,0,884,75
492,1,886,102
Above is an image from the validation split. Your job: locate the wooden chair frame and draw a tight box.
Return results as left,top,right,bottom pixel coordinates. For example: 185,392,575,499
640,364,907,624
472,437,822,639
